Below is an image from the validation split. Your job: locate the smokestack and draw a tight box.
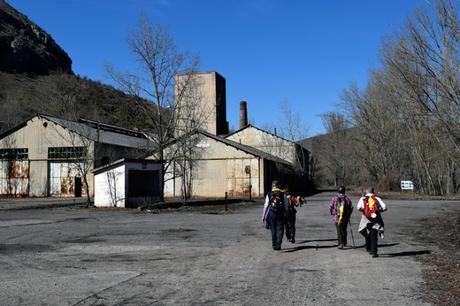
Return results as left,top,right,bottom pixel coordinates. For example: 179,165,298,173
239,101,248,129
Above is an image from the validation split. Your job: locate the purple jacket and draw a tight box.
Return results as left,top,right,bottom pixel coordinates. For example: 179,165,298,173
329,194,353,224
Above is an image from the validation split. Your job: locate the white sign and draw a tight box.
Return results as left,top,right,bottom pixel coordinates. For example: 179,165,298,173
401,180,414,190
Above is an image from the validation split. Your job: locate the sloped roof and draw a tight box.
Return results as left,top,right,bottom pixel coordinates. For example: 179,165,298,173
225,124,309,151
197,130,292,166
93,158,162,175
39,115,153,149
0,114,153,150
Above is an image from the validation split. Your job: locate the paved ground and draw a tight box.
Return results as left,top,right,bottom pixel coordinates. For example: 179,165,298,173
0,192,457,305
0,197,86,210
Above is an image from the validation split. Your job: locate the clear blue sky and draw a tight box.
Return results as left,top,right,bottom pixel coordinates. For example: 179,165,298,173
8,0,428,136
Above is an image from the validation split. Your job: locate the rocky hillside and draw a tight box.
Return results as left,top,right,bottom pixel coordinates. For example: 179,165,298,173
0,0,72,75
0,72,154,134
0,1,154,134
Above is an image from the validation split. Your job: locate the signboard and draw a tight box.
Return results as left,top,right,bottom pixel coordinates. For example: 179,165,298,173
401,180,414,190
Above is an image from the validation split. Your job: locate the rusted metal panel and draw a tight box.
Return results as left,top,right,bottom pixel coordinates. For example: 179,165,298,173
226,158,259,197
49,161,87,197
0,160,29,197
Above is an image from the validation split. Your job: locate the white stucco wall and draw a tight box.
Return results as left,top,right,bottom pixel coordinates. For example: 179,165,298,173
94,164,126,208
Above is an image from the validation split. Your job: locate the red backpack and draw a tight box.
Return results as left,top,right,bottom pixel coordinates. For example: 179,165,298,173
363,195,380,220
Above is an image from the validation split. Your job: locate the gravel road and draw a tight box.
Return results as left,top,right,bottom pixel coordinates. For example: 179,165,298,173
0,192,457,305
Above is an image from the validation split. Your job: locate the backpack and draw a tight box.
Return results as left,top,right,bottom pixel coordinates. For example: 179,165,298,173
269,191,284,213
363,195,380,220
336,196,349,224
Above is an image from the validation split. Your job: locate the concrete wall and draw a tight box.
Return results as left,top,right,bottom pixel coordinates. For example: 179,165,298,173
94,161,162,208
165,134,263,198
175,72,227,136
226,127,297,164
227,127,311,193
94,164,126,207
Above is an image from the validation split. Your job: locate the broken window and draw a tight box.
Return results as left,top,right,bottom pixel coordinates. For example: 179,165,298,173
48,147,84,159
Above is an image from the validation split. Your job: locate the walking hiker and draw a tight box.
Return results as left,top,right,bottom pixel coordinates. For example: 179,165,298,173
329,186,353,249
285,188,303,244
357,187,387,258
262,181,289,250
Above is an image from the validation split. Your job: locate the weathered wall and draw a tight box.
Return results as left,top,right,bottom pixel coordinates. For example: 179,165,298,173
226,127,297,164
175,72,227,136
164,134,263,198
0,117,94,197
227,126,311,177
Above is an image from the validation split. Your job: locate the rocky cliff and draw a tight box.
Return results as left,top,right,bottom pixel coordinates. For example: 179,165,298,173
0,0,72,75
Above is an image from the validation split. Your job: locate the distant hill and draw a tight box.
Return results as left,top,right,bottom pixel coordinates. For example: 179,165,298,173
0,72,154,133
0,1,154,134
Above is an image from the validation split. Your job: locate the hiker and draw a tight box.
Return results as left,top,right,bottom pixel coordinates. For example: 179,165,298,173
262,180,289,250
329,186,353,249
357,187,387,258
285,188,303,244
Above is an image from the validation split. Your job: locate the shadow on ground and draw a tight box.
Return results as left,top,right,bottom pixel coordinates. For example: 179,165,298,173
381,250,431,257
297,238,337,244
283,244,337,253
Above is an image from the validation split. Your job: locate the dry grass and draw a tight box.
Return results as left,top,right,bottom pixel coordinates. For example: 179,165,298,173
414,207,460,306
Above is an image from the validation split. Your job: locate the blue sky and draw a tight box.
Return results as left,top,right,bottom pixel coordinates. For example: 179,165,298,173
8,0,428,136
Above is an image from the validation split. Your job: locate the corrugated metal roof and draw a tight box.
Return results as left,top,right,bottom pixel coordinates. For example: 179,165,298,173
40,115,153,150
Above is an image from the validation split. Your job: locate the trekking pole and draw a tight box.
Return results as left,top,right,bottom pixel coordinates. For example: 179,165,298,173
348,220,355,248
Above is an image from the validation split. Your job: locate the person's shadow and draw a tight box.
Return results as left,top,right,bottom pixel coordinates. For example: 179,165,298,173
283,244,337,253
380,250,431,257
296,238,337,244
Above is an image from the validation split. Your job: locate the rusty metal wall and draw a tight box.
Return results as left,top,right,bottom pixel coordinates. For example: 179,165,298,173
49,161,87,197
0,160,30,197
226,158,259,197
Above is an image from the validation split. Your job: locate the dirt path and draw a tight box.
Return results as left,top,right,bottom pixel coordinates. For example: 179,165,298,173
0,192,457,305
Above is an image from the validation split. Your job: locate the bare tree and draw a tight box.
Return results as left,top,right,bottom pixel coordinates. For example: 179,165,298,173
262,101,310,173
106,14,204,201
319,112,349,187
334,0,459,195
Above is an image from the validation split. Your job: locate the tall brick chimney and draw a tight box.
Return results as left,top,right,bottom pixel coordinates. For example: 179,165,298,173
239,101,248,129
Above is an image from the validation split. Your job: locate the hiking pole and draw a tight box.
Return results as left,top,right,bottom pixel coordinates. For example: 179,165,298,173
348,220,355,248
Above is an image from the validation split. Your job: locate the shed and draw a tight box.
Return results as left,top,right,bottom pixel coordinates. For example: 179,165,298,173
94,159,162,208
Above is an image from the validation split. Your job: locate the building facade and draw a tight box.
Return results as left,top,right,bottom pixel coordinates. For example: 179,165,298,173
0,115,152,197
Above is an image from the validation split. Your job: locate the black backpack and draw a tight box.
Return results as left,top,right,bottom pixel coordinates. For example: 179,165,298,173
268,191,284,213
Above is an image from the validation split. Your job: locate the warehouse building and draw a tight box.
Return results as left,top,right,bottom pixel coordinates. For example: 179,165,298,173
0,114,152,197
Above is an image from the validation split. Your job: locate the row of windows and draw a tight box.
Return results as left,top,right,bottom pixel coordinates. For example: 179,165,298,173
48,147,85,159
0,148,28,160
0,147,86,160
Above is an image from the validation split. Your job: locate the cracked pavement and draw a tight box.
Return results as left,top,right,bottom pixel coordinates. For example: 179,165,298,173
0,192,456,305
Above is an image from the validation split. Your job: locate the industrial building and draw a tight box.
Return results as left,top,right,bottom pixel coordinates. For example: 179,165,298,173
164,129,296,198
0,114,152,197
0,71,311,202
163,72,311,198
